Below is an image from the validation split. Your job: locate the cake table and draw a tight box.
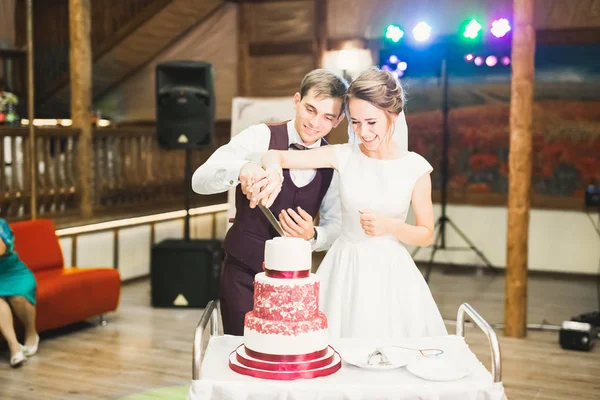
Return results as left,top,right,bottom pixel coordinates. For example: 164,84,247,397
187,302,507,400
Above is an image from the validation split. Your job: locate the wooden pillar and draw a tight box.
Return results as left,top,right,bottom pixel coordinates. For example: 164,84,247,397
237,2,251,96
313,0,327,68
69,0,93,217
505,0,536,338
26,0,36,220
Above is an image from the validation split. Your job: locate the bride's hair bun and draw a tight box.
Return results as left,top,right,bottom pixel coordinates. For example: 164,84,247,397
345,67,405,115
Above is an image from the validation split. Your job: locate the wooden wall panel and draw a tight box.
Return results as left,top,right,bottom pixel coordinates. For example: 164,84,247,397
249,54,314,97
95,3,237,122
0,0,15,47
534,0,600,29
241,0,316,97
23,0,163,105
248,1,315,43
90,0,164,51
47,0,225,116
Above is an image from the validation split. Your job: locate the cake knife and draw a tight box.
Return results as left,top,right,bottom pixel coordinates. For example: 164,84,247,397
258,203,286,237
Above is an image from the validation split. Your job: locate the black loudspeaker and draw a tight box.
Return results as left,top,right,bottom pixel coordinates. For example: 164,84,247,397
559,321,597,352
150,239,224,308
155,60,215,149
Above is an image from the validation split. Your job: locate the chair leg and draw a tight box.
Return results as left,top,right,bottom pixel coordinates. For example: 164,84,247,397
99,314,108,326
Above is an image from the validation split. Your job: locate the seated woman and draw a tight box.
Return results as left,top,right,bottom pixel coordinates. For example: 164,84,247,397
0,218,39,367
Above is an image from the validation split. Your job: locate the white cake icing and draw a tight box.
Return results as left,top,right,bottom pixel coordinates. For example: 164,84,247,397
244,326,328,356
264,237,311,272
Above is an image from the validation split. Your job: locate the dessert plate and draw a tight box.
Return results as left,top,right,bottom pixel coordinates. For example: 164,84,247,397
337,345,411,371
406,357,471,381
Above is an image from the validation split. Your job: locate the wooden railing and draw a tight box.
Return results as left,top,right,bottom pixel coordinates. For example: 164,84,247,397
0,127,35,218
93,128,185,211
32,128,80,217
0,126,222,222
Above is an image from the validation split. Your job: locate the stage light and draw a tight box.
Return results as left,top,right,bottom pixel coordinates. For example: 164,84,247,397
491,18,511,38
381,64,391,71
463,19,482,39
385,24,405,42
465,54,474,61
398,61,408,71
501,56,511,65
486,55,498,67
474,56,483,66
412,22,431,42
388,55,399,64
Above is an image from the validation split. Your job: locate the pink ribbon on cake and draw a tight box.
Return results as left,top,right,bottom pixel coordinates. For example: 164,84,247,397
229,346,342,381
262,262,310,279
229,360,342,380
236,351,334,372
244,346,328,362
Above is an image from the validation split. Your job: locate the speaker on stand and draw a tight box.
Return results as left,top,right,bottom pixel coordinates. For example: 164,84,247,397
150,60,224,308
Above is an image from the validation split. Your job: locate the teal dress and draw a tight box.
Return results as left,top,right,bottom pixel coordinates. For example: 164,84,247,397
0,219,36,305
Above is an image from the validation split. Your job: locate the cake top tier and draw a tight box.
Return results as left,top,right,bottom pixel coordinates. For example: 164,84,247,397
264,237,311,273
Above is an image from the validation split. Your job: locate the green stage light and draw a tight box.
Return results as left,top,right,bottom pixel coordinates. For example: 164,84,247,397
385,24,404,43
463,19,482,39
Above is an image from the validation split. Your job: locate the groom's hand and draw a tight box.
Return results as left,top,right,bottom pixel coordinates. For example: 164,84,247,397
279,207,314,240
239,162,268,208
252,166,284,208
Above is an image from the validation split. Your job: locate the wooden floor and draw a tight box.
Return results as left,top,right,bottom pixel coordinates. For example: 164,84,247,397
0,266,598,400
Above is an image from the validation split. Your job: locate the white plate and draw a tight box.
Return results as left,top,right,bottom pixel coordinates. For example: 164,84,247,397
336,345,412,371
406,357,471,381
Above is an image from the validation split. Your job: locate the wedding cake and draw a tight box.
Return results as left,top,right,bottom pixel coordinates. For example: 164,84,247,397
228,237,341,380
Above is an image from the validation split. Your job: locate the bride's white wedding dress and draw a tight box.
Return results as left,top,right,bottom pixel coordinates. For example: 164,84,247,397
317,143,448,339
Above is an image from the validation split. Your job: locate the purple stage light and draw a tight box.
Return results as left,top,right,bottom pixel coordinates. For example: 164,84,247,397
486,55,498,67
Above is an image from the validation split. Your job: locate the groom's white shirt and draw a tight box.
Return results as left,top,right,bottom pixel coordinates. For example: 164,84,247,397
191,119,341,252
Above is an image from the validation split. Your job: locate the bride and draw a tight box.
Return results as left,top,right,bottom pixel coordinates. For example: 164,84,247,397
256,67,447,339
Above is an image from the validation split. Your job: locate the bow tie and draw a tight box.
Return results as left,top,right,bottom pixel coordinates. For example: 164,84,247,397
289,143,309,150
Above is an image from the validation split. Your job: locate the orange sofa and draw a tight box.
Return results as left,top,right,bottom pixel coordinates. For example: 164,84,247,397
10,219,121,333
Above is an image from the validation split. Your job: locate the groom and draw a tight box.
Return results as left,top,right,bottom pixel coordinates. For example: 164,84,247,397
192,69,348,335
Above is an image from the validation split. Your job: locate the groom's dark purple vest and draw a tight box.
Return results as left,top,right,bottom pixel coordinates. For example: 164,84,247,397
222,122,334,273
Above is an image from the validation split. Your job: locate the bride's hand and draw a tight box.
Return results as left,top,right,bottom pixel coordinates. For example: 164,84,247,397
253,165,284,207
359,209,394,236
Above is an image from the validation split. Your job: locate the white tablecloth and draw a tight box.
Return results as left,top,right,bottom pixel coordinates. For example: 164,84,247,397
188,335,506,400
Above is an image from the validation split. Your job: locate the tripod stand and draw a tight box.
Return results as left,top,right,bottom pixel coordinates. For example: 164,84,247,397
411,57,496,283
183,147,193,241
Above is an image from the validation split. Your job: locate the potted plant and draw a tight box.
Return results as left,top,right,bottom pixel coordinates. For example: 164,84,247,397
0,91,19,126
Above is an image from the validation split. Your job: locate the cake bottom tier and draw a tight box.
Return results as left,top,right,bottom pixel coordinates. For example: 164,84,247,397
244,311,328,356
229,345,342,380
